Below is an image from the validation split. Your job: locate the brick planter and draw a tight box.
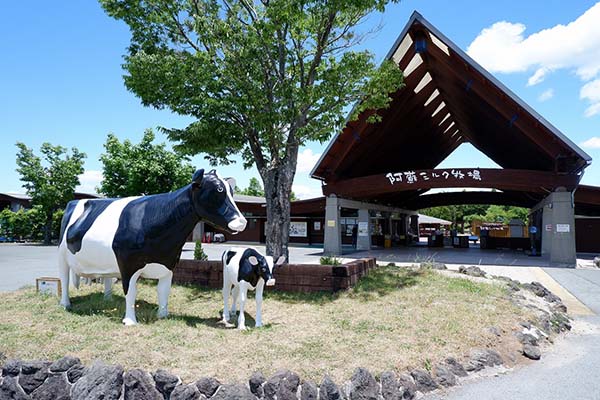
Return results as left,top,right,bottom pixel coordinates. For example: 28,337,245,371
172,258,377,293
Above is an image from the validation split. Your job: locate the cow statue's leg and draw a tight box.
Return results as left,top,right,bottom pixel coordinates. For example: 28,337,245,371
237,282,250,330
222,274,232,324
156,270,173,319
255,279,265,328
58,253,71,309
123,270,143,326
231,285,239,317
104,278,113,299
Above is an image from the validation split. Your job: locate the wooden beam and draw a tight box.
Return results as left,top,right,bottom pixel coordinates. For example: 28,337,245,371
323,168,579,197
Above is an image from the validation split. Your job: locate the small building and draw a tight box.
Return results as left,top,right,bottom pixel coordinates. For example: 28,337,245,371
418,213,451,237
0,192,101,211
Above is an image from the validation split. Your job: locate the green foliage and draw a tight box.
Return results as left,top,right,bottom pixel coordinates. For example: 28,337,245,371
15,142,86,244
194,240,208,261
100,0,404,258
420,204,529,231
0,207,62,242
320,256,341,266
239,177,265,197
99,129,195,197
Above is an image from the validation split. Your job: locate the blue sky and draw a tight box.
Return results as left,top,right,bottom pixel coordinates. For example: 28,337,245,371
1,1,599,198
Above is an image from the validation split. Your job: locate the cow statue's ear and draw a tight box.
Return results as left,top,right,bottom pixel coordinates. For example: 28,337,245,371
275,255,286,265
225,177,236,193
192,169,204,190
248,256,259,266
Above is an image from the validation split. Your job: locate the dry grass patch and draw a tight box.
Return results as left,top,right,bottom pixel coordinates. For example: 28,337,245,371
0,266,530,382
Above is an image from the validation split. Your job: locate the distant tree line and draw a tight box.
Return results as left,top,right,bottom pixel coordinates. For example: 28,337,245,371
420,204,530,233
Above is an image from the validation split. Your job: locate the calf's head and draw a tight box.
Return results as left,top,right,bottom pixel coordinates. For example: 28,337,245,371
248,255,286,286
191,169,247,234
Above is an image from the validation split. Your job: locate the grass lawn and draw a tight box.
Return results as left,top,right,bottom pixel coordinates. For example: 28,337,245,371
0,266,529,382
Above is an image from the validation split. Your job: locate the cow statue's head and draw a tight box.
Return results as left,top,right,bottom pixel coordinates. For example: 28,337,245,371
191,169,247,234
248,254,286,286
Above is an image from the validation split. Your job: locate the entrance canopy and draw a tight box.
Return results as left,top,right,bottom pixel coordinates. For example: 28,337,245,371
311,12,595,210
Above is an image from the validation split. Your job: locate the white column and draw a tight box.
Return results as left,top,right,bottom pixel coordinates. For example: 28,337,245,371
356,208,371,251
324,195,342,255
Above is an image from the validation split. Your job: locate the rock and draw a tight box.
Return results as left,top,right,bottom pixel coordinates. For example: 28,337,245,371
153,369,180,400
264,369,299,400
348,368,378,400
443,358,467,378
211,384,256,400
409,369,438,393
300,381,318,400
2,360,21,377
19,362,50,394
551,303,568,313
518,321,532,329
523,282,551,298
522,345,541,360
320,376,343,400
465,349,503,372
31,374,70,400
551,313,572,333
0,376,30,400
249,371,265,398
487,326,501,337
420,262,446,270
380,371,400,400
433,365,456,387
49,356,80,373
544,293,562,303
507,281,521,291
397,374,416,400
515,332,539,346
72,361,124,400
593,256,600,268
195,377,220,397
459,266,486,277
67,364,85,384
124,369,163,400
171,384,203,400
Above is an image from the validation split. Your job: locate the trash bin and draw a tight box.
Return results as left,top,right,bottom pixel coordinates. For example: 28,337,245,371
384,235,392,248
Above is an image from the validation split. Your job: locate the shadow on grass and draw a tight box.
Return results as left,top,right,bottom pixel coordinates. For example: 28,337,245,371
263,266,424,304
67,292,223,328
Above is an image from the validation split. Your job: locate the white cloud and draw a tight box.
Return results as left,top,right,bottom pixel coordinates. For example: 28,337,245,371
292,183,322,200
467,2,600,116
296,148,322,173
538,88,554,102
581,136,600,149
580,79,600,116
76,170,103,194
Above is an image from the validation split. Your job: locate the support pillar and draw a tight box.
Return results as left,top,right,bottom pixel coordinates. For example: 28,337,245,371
540,190,576,266
356,208,371,251
324,195,342,255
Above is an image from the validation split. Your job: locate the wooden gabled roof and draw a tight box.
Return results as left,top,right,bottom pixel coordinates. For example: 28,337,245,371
311,12,591,185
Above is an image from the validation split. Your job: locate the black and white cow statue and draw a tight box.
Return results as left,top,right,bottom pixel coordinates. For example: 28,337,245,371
222,248,285,330
58,169,246,325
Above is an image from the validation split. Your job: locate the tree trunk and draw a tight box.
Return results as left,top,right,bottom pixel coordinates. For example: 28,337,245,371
263,166,295,261
43,213,53,245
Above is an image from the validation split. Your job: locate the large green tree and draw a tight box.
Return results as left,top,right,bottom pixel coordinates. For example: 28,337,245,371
100,0,403,259
16,143,86,244
99,129,195,197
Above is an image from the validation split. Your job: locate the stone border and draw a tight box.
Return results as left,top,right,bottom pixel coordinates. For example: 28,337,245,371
173,258,378,293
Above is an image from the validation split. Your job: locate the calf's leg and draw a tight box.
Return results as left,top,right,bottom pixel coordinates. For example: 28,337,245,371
58,253,71,309
231,285,239,316
157,270,173,319
222,276,232,323
255,280,265,327
237,283,249,330
104,278,113,299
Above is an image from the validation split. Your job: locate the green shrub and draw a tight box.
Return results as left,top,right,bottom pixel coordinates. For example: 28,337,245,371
320,256,341,266
194,240,208,261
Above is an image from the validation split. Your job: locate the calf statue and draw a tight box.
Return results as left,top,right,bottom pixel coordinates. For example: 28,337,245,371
58,169,247,325
222,248,285,330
